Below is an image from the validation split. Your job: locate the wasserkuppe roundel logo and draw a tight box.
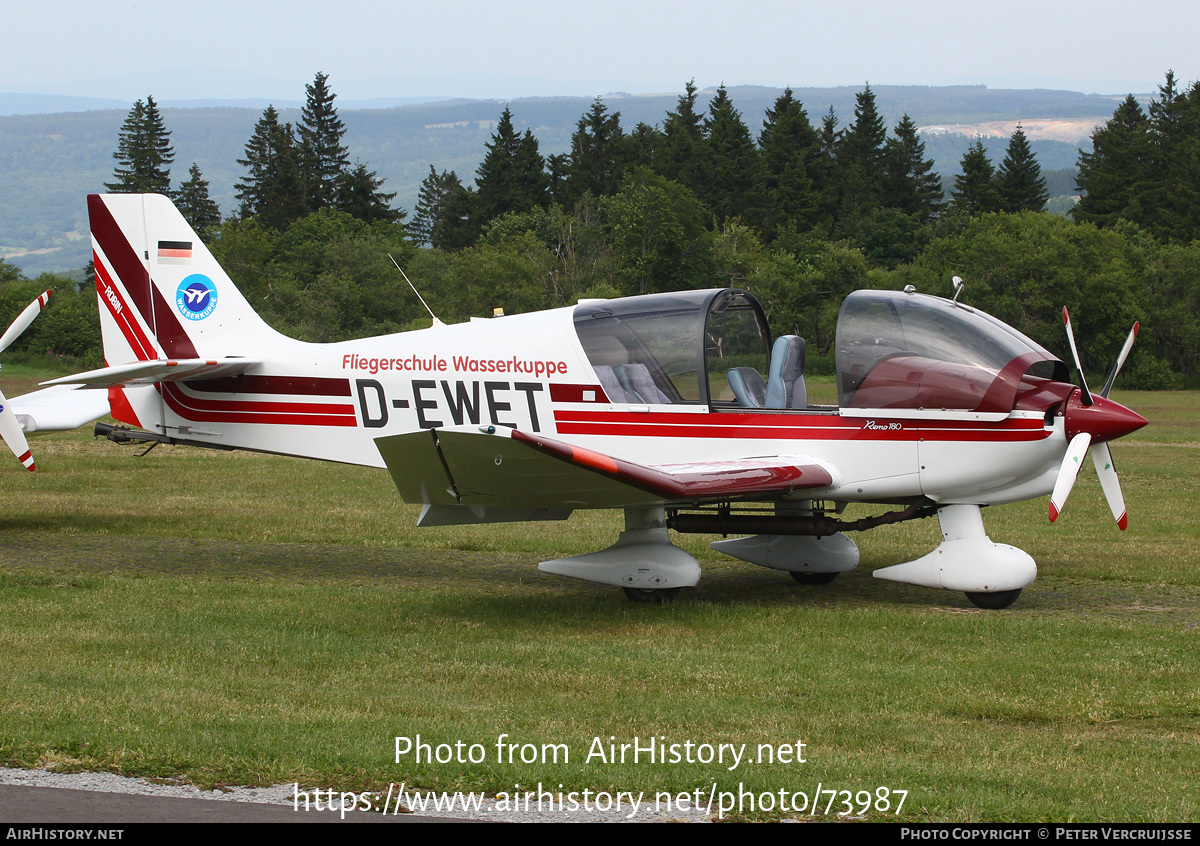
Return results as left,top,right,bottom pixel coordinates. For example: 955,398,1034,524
175,274,218,321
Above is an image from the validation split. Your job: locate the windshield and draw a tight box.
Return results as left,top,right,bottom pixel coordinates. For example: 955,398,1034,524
836,290,1066,411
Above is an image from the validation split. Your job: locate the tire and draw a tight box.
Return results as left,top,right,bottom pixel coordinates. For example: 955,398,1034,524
965,589,1022,610
789,571,839,586
622,587,681,604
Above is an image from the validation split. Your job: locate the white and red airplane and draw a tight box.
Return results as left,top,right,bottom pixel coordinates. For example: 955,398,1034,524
43,194,1147,608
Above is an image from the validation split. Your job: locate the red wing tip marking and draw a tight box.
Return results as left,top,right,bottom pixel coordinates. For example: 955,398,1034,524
18,450,34,471
1116,512,1128,531
1048,502,1059,522
569,445,620,474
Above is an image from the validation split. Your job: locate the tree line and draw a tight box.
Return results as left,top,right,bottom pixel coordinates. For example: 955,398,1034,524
1,72,1197,390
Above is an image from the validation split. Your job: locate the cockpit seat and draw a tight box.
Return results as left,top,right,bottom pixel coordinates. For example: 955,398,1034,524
616,363,671,404
728,367,767,408
766,335,808,409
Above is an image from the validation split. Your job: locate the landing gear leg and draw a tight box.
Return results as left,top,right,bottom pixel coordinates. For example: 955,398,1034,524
873,504,1036,608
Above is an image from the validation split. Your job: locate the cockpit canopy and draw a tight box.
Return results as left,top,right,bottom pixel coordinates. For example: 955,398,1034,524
571,287,1068,414
573,289,769,406
836,290,1067,412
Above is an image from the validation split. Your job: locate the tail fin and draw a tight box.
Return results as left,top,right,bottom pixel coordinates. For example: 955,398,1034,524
89,193,284,365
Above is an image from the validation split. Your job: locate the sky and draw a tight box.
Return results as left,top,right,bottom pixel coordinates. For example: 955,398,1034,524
5,0,1198,102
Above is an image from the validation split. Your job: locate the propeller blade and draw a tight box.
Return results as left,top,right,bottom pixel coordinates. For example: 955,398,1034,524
1100,321,1140,399
1090,441,1128,530
1049,431,1092,522
0,290,52,356
0,388,35,471
1062,306,1094,406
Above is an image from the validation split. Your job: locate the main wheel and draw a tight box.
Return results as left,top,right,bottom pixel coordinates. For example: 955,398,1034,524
622,587,681,604
789,571,839,586
965,589,1022,610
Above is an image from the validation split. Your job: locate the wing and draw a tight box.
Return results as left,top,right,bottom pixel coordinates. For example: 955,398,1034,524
375,427,835,517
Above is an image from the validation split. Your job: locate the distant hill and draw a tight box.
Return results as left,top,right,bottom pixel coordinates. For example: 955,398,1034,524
0,84,1119,274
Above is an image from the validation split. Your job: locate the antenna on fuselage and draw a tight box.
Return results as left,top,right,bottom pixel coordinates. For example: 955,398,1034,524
389,254,445,328
951,275,965,303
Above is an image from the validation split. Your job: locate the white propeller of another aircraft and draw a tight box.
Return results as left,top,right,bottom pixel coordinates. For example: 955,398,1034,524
0,290,52,471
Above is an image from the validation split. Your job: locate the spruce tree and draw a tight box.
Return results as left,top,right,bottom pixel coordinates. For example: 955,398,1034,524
759,88,822,235
952,141,1003,215
1074,95,1152,228
298,71,350,210
337,163,403,224
835,85,889,233
700,84,764,226
883,114,943,220
106,96,174,193
471,107,549,233
564,98,628,201
174,163,222,237
997,125,1049,212
236,105,306,229
659,80,705,194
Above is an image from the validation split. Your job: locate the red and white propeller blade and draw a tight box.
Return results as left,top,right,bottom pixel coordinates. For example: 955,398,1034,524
0,289,53,471
1049,432,1091,522
1062,306,1094,406
0,290,51,356
0,388,34,471
1100,321,1140,399
1090,441,1127,530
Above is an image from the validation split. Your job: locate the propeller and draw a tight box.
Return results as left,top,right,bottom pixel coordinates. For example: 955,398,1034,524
1049,308,1145,528
0,290,52,471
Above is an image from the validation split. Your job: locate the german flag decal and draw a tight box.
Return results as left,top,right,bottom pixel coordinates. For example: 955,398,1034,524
157,240,193,264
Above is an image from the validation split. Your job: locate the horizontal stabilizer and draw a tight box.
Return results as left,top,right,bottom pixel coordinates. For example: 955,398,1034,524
43,357,261,389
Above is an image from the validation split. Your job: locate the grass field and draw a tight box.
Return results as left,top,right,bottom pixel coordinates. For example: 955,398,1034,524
0,368,1197,822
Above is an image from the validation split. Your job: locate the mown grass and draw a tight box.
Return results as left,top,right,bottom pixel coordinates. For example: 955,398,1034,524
0,377,1196,821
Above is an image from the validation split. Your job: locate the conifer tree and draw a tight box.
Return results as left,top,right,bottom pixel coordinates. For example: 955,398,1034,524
174,164,222,237
236,105,306,228
298,71,350,210
564,98,628,201
106,96,174,193
759,88,822,234
700,84,764,226
472,107,549,232
835,85,889,232
1074,95,1151,228
337,163,403,224
659,80,705,194
997,125,1048,212
883,114,943,220
952,141,1003,215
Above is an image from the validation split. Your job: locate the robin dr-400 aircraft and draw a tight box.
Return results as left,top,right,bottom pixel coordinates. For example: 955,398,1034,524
44,194,1148,609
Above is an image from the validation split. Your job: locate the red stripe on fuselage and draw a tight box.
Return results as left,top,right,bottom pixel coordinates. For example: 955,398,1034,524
161,383,356,427
551,409,1050,443
186,375,352,396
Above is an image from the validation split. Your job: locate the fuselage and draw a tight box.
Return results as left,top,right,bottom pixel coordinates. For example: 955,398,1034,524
121,302,1071,509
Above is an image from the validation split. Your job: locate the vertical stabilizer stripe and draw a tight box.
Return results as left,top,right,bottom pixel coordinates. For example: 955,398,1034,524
87,195,200,359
